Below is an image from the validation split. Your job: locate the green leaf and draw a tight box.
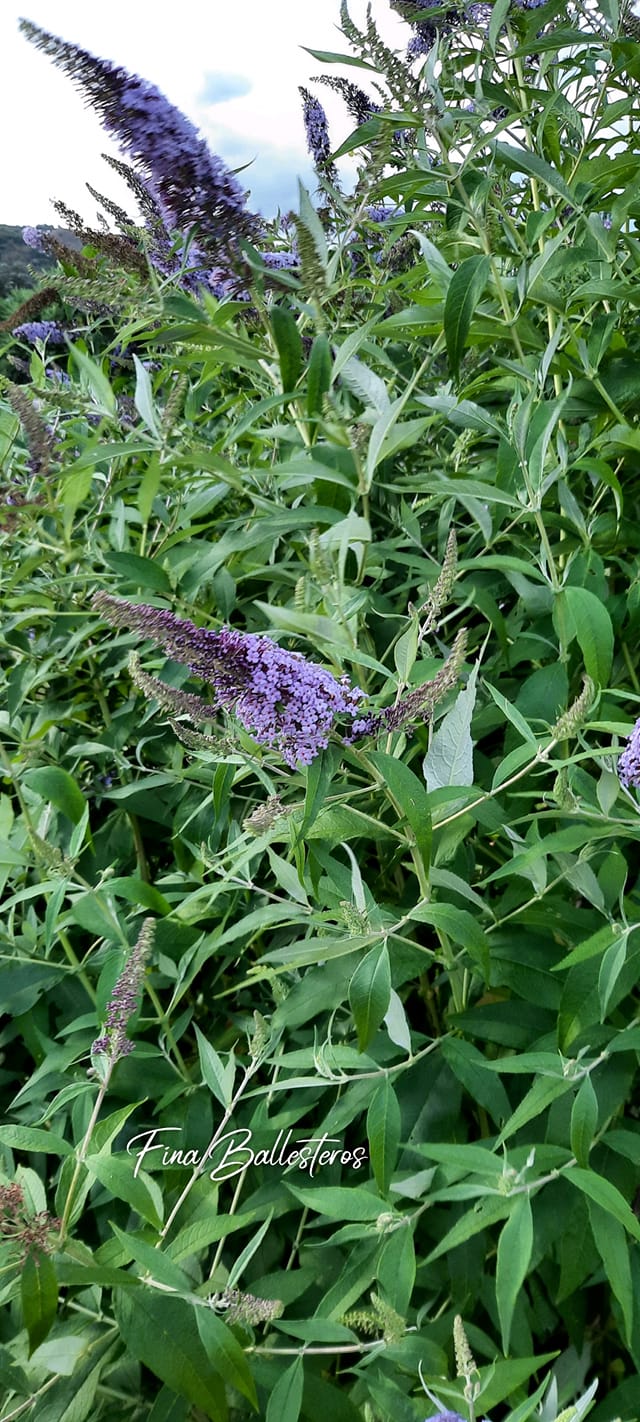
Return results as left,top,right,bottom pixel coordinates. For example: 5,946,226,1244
565,1168,640,1242
367,1079,401,1196
570,1076,599,1167
409,902,490,978
598,932,628,1018
286,1185,384,1221
194,1025,234,1108
554,585,613,685
496,1194,533,1355
427,1195,513,1262
411,231,452,292
348,943,391,1052
444,254,491,375
132,355,161,438
69,344,117,416
266,1356,304,1422
377,1222,415,1316
306,334,332,420
496,1075,574,1146
298,180,328,272
109,1224,191,1292
369,751,431,879
196,1309,258,1410
21,1252,58,1354
422,663,477,791
22,767,85,825
588,1200,633,1345
137,451,163,525
270,305,303,393
0,1125,72,1155
114,1289,228,1420
494,142,574,203
84,1155,163,1229
102,552,171,596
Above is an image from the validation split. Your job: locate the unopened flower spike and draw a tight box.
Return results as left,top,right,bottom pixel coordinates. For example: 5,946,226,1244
552,675,595,742
419,529,458,639
91,917,154,1064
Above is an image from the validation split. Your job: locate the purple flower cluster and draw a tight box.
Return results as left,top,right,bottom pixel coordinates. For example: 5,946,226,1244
19,21,257,255
618,715,640,789
22,225,46,250
92,593,366,767
299,87,335,171
12,321,65,344
91,918,154,1061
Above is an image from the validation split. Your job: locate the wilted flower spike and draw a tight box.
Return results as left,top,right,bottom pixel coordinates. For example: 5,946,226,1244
311,74,382,126
618,713,640,789
349,628,467,741
92,917,154,1061
0,1184,60,1262
129,652,217,723
93,592,365,768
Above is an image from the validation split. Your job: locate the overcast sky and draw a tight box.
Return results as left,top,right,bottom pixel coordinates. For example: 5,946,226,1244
0,0,405,227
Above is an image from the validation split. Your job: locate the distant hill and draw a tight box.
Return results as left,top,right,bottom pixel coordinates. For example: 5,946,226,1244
0,225,82,299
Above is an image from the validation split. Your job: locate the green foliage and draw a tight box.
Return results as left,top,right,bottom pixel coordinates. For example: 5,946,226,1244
1,2,640,1420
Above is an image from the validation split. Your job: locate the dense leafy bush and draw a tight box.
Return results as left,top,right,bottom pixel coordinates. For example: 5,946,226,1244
2,2,640,1419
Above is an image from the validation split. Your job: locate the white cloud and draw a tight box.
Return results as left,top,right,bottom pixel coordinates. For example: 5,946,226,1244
198,73,253,106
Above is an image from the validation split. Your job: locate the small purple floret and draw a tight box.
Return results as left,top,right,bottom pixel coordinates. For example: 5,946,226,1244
618,715,640,789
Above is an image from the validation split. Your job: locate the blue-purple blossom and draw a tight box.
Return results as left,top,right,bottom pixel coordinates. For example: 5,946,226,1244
618,715,640,789
259,251,299,271
299,87,335,172
19,20,257,255
92,593,366,767
91,918,154,1061
423,1414,466,1422
12,321,65,344
22,226,46,250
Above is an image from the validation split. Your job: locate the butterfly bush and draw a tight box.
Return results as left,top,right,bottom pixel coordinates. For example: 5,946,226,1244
93,593,366,767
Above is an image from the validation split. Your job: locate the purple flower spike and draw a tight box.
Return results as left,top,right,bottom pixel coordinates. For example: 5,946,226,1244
19,20,258,254
618,715,640,789
299,87,337,177
93,593,366,768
